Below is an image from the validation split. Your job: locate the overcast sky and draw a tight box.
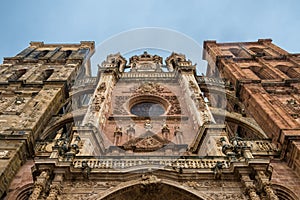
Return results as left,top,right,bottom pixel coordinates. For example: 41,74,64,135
0,0,299,74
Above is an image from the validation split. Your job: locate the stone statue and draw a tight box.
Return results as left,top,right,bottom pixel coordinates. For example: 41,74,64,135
144,120,153,131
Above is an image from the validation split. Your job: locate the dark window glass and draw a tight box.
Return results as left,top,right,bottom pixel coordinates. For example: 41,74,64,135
130,102,165,117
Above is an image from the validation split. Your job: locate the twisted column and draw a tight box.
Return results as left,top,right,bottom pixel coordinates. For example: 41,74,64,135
256,171,279,200
247,186,261,200
29,171,49,200
264,185,279,200
240,174,261,200
46,183,62,200
46,174,63,200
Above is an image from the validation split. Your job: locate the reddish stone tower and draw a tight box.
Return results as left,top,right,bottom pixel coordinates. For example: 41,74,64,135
204,39,300,198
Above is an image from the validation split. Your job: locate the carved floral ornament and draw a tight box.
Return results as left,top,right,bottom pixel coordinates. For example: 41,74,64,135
132,82,165,95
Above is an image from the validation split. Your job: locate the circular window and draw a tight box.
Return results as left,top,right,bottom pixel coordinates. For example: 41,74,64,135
130,102,165,117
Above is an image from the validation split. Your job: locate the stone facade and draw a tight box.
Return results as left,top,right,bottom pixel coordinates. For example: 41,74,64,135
0,39,299,200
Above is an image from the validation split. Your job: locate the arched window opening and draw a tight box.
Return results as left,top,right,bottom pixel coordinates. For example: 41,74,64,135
276,65,300,78
65,50,73,58
249,47,268,57
8,69,27,81
250,66,277,79
43,69,54,80
229,48,249,58
37,50,50,58
36,69,54,82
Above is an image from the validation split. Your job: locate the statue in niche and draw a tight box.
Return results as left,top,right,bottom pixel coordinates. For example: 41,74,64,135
144,120,153,131
161,120,170,139
212,161,223,180
126,123,135,140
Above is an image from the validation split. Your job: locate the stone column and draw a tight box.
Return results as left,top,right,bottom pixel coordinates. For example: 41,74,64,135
264,184,279,200
46,173,63,200
240,174,260,200
256,171,279,200
29,171,49,200
247,186,261,200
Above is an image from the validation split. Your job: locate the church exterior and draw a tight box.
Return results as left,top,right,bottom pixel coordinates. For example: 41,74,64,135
0,39,299,199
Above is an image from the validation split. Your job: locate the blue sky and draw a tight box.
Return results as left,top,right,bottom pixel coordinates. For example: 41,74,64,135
0,0,299,73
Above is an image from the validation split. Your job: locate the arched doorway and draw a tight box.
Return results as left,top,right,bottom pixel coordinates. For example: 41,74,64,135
98,178,210,200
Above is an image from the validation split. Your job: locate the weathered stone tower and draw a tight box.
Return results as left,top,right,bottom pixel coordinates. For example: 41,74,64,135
0,39,299,200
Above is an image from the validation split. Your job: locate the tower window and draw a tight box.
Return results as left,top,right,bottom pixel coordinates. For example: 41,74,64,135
249,47,268,57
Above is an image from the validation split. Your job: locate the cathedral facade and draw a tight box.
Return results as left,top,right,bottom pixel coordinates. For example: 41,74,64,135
0,39,299,200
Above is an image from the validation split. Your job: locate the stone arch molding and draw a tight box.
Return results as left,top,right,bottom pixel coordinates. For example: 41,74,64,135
271,184,299,200
39,108,86,140
210,107,268,139
90,178,213,200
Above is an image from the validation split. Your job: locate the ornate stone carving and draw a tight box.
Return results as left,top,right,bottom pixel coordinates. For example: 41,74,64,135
136,136,163,149
256,171,279,200
0,150,10,159
29,171,50,200
264,185,279,200
72,157,230,170
113,96,129,115
220,136,253,159
129,52,162,72
134,82,165,95
208,192,247,200
212,161,223,180
81,160,91,179
46,183,62,200
144,119,153,131
140,174,162,196
165,96,181,115
241,174,260,200
141,174,161,185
